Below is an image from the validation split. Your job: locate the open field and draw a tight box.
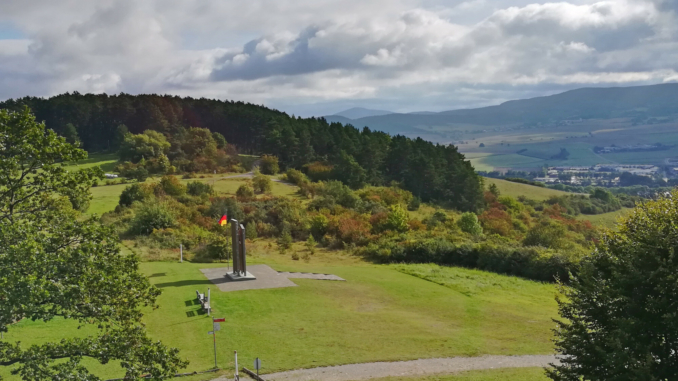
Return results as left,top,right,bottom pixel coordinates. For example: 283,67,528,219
371,367,548,381
482,177,573,201
2,254,559,380
576,208,631,229
63,152,118,172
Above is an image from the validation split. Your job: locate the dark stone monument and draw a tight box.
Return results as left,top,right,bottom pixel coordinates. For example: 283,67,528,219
226,219,255,281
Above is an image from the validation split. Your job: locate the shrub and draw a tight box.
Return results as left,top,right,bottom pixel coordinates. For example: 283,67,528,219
205,236,231,260
458,212,483,235
277,229,293,254
160,175,187,196
385,205,409,232
283,168,309,186
236,184,255,199
310,214,329,238
407,196,421,211
187,181,214,196
246,221,258,240
523,219,567,249
131,203,176,235
252,170,272,193
305,235,316,254
119,183,152,207
304,162,334,182
260,155,280,175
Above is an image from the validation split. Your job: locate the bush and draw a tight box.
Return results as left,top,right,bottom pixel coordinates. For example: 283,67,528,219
246,221,258,240
187,181,214,196
310,214,329,238
362,237,580,283
131,203,176,235
260,155,280,175
119,183,152,207
236,184,255,199
283,169,309,186
205,236,231,260
458,212,483,235
385,205,409,232
252,171,272,193
523,219,567,249
277,229,293,254
407,196,421,211
160,175,186,196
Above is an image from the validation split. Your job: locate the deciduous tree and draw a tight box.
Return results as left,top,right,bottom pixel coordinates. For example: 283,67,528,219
0,108,187,381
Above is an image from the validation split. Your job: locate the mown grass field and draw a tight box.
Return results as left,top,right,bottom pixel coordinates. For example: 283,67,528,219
2,259,559,380
372,367,548,381
482,177,573,201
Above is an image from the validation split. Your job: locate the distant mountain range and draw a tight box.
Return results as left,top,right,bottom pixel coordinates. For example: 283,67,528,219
331,107,394,119
324,83,678,136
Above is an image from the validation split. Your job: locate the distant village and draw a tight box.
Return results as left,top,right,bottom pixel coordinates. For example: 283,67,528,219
533,164,669,186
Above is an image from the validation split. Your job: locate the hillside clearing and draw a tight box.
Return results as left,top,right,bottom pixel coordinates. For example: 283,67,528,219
482,177,572,201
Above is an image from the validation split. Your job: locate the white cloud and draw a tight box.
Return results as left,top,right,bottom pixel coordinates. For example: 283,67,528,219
0,0,676,114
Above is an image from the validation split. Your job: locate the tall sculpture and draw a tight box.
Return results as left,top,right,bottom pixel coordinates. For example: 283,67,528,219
228,219,254,280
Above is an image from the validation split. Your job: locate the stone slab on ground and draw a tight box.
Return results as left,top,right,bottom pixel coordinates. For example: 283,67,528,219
278,272,345,281
200,265,297,292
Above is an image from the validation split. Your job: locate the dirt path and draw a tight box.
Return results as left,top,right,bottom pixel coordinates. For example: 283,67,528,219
212,355,560,381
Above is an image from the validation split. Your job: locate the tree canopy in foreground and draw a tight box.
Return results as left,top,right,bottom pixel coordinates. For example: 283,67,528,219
549,190,678,380
0,108,187,380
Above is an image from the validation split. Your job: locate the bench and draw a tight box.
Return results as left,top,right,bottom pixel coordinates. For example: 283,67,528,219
196,290,210,313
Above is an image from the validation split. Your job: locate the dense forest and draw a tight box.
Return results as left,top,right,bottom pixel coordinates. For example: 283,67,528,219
0,93,483,211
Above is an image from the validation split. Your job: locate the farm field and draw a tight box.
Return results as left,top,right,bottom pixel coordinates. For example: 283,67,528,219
482,177,573,201
1,258,560,380
458,120,678,170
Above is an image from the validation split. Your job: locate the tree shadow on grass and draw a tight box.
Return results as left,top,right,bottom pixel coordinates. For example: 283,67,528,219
148,273,167,278
154,279,213,288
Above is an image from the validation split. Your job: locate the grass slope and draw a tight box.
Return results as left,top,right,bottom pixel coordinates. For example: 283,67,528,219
2,259,559,380
482,178,572,201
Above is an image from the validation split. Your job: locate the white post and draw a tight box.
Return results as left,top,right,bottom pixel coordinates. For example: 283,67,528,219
234,351,239,381
207,288,211,316
180,244,183,263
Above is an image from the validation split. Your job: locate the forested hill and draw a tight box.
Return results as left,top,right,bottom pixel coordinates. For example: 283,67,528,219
0,93,484,211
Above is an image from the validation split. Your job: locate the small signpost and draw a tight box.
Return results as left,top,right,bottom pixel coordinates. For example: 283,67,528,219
254,357,262,380
209,317,225,369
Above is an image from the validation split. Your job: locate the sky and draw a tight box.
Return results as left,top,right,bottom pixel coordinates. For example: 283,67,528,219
1,0,677,117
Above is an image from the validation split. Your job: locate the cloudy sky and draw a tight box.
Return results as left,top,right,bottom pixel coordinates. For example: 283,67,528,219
1,0,677,116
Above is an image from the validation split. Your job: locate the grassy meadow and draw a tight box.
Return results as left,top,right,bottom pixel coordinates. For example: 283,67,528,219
2,258,559,380
482,177,572,201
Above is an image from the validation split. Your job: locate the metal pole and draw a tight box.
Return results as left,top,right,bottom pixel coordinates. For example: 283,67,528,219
213,330,217,369
257,358,259,380
234,351,239,381
180,244,183,263
207,288,211,316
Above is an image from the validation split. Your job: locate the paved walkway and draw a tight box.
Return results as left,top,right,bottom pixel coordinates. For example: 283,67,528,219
200,265,345,292
227,355,559,381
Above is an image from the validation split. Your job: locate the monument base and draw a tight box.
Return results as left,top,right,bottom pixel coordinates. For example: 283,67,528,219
225,271,257,281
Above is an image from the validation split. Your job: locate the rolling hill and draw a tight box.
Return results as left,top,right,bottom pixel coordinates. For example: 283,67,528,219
324,83,678,135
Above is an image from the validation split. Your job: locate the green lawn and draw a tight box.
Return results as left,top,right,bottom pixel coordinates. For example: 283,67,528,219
2,260,559,380
63,153,118,172
483,178,573,201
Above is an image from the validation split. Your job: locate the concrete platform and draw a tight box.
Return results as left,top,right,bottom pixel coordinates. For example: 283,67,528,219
199,265,345,292
225,271,256,281
200,265,297,292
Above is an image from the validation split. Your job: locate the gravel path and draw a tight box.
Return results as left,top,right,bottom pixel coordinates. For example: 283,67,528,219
211,355,560,381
